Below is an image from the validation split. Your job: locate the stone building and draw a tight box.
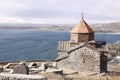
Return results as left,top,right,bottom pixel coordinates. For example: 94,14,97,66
56,17,108,73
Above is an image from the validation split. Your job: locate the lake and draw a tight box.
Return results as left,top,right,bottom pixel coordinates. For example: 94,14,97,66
0,30,120,62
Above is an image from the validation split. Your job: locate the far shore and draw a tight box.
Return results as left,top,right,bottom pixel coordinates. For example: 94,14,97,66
0,29,120,34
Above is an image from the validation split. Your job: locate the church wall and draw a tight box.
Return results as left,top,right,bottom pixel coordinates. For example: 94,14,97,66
71,33,94,43
57,18,107,74
78,34,89,42
88,33,94,41
57,47,101,73
70,33,78,43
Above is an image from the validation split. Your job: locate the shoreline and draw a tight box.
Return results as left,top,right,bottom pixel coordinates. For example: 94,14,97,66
0,29,120,34
95,32,120,35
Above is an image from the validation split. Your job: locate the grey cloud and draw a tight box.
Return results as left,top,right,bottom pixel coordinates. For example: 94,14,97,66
0,0,120,23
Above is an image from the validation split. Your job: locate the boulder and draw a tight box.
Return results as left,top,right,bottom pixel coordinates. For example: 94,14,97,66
13,63,29,74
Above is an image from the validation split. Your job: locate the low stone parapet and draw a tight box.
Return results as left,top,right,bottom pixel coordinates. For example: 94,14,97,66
0,73,47,80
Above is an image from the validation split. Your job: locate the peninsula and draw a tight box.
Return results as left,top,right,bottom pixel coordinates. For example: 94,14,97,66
0,17,119,80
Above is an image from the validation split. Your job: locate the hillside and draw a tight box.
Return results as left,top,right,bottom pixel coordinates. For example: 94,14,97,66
92,22,120,33
108,40,120,57
0,22,120,33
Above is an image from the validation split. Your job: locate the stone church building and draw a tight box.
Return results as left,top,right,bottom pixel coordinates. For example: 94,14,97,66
56,17,108,73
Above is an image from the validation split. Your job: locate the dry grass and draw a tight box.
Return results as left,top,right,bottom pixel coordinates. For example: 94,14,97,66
108,41,120,57
66,74,120,80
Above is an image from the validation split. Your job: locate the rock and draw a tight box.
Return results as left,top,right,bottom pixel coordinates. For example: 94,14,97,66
3,63,11,69
0,66,3,73
13,63,29,74
45,68,63,74
100,72,107,76
28,63,37,68
39,63,45,71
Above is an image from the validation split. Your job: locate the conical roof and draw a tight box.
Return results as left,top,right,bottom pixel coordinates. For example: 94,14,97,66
71,18,94,33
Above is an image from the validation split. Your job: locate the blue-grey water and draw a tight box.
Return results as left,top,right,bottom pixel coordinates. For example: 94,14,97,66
0,30,120,62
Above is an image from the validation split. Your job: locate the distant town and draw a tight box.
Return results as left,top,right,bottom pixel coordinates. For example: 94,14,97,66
0,22,120,33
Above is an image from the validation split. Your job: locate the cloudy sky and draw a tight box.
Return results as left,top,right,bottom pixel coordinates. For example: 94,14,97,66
0,0,120,24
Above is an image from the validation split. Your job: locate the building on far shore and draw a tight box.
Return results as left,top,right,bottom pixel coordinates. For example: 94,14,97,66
56,17,108,73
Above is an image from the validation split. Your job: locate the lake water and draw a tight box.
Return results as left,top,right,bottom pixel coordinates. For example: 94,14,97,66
0,30,120,62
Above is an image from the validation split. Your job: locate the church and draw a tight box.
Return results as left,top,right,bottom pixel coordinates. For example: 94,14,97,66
56,17,108,73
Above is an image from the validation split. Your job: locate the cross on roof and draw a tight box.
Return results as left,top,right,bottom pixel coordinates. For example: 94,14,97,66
82,13,84,19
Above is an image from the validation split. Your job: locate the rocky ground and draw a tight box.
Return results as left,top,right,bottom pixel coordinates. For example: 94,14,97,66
0,61,120,80
37,73,120,80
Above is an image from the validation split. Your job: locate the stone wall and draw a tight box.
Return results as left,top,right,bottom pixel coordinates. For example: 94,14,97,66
70,33,94,43
0,73,47,80
70,33,79,43
57,46,100,73
58,41,70,52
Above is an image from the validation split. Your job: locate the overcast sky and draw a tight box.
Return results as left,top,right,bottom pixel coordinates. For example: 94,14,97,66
0,0,120,24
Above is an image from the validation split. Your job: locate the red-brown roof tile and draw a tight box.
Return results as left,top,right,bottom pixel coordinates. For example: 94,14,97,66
71,18,94,33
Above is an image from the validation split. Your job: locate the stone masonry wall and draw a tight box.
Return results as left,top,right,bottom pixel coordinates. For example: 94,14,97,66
71,33,94,43
0,73,47,80
57,47,100,73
